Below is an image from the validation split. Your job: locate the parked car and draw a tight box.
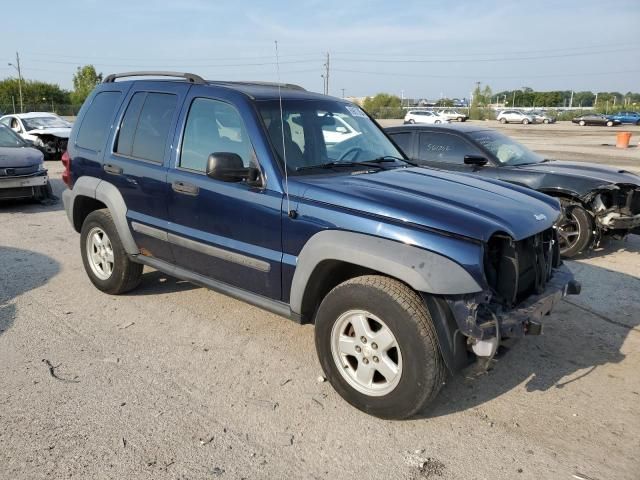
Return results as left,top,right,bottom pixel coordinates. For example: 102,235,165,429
62,71,579,419
497,110,535,124
436,110,468,122
529,110,556,124
0,112,72,159
0,124,52,201
319,113,361,144
385,124,640,257
607,111,640,125
572,114,620,127
404,110,449,125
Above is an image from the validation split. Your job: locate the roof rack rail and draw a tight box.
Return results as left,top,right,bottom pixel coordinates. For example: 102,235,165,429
209,80,306,91
103,71,205,84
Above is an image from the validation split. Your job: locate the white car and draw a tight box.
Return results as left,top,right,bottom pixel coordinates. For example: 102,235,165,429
320,114,361,144
404,110,450,125
0,112,72,159
436,110,468,122
496,110,534,125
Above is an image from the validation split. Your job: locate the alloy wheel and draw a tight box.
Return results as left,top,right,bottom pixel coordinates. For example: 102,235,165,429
330,310,402,397
86,226,115,280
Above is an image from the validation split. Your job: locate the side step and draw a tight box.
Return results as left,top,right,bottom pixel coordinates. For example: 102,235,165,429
132,254,304,324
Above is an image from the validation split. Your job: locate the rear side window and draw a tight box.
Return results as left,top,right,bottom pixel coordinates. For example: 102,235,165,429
115,92,177,163
75,91,122,151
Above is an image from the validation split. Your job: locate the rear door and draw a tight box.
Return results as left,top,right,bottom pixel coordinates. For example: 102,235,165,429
165,87,283,299
102,81,190,262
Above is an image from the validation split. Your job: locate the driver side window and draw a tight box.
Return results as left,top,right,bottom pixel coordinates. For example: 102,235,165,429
417,132,482,164
180,98,256,173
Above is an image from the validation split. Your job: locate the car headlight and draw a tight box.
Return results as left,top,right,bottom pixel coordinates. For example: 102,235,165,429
37,162,45,171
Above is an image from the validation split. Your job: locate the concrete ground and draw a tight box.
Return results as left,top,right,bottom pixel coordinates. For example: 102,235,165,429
1,124,639,479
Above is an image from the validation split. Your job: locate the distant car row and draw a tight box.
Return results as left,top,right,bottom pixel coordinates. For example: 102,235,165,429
406,108,640,127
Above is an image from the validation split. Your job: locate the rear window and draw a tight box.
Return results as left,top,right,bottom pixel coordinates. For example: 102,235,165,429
115,92,177,163
75,91,122,151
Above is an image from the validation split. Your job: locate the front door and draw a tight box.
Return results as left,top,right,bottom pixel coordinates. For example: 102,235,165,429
166,89,283,299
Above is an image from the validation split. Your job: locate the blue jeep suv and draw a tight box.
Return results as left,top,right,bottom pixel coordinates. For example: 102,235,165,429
62,72,579,419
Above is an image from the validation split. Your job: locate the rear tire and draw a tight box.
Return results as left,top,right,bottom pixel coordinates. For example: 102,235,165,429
557,202,594,258
80,209,143,294
522,118,530,125
314,275,445,419
606,120,614,127
543,119,550,124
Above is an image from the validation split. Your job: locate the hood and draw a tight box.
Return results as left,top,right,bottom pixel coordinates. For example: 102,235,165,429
290,167,561,242
517,160,640,187
26,127,71,138
0,146,44,167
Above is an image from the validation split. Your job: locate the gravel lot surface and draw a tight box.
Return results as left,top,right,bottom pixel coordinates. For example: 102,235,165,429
1,124,639,479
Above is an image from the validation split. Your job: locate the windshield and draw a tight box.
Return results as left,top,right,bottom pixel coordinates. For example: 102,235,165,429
21,116,72,130
0,125,26,147
258,99,403,174
470,130,544,166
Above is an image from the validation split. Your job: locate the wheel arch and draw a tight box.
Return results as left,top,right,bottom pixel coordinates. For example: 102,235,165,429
291,230,482,321
64,176,138,254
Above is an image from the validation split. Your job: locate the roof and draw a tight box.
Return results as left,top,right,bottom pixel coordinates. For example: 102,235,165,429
385,123,492,134
100,71,340,102
11,112,59,119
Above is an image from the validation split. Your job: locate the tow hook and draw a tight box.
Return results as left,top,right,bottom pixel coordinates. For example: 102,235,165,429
525,320,543,336
565,280,581,296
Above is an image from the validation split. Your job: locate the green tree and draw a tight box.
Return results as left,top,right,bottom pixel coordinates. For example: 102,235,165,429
362,93,403,119
0,78,70,113
71,65,103,104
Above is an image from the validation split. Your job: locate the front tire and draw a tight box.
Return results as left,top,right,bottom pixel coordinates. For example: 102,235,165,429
80,209,143,294
557,202,594,257
579,120,586,126
499,118,507,124
522,118,530,125
314,275,445,419
606,120,614,127
543,119,550,124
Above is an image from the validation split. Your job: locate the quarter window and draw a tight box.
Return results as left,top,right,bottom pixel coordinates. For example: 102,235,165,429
388,132,412,154
180,98,255,172
417,132,481,164
76,91,122,151
115,92,177,163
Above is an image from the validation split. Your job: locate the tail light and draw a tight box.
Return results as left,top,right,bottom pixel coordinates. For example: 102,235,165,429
61,150,72,188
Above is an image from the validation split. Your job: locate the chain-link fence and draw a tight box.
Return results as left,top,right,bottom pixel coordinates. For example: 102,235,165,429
0,103,83,117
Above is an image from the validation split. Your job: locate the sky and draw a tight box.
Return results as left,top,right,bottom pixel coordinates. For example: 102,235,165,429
1,0,639,100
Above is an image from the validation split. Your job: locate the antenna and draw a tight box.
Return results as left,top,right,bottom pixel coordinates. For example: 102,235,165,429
275,40,294,218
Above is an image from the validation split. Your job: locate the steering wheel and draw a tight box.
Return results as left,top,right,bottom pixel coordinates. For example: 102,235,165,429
337,146,363,162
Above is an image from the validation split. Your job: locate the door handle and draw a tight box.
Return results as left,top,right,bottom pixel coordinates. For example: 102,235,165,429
172,180,199,196
103,163,123,175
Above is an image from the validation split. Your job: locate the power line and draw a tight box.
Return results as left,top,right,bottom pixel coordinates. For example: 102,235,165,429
22,58,322,68
332,68,640,80
331,47,640,64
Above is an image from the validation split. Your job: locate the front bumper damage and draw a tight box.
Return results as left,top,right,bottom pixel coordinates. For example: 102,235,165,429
448,264,580,351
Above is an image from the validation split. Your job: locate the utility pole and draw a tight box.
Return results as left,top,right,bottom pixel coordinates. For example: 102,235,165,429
8,52,23,113
323,52,330,95
512,90,516,107
341,88,345,99
594,92,598,108
569,90,574,109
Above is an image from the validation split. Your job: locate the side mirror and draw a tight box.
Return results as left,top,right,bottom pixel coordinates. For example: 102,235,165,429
206,152,260,183
464,155,488,166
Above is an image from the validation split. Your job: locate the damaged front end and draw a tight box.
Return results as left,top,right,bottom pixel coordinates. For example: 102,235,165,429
446,227,580,361
587,183,640,235
30,133,68,159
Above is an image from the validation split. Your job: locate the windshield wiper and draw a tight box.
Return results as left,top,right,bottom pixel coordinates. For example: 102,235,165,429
296,161,387,172
366,155,418,167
